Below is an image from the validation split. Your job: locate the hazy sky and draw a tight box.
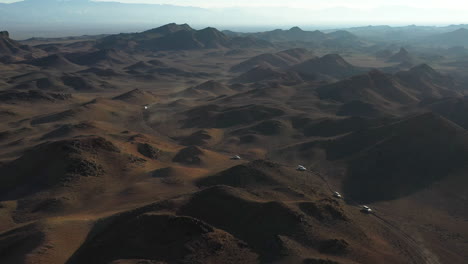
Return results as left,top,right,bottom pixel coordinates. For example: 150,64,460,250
0,0,466,10
121,0,464,9
104,0,468,25
85,0,468,9
1,0,468,39
1,0,468,28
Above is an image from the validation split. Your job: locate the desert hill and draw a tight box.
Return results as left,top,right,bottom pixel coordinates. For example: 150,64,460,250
175,129,214,146
290,54,363,80
60,159,433,263
39,121,99,140
8,72,71,91
123,61,155,72
422,96,468,129
23,54,83,71
233,65,304,84
243,27,361,45
276,113,468,202
290,115,390,137
230,48,310,72
0,90,72,103
395,64,459,97
177,80,234,98
65,49,134,67
0,31,29,55
78,67,122,77
28,161,425,264
66,212,258,264
326,30,360,42
251,26,328,42
181,104,285,129
226,27,365,50
231,119,288,137
336,100,384,118
386,47,416,64
97,23,273,51
316,65,459,113
317,69,419,107
424,28,468,47
0,136,121,200
142,23,194,37
322,30,364,49
112,88,158,104
342,113,468,201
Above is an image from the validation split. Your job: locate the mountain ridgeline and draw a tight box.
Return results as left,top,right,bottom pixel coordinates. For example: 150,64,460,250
96,23,272,51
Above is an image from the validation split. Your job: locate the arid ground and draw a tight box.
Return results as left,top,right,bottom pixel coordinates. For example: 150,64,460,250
0,24,468,264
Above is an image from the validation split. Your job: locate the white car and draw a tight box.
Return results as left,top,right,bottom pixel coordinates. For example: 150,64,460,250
144,105,149,110
296,165,307,171
333,191,342,199
361,205,373,213
231,155,241,160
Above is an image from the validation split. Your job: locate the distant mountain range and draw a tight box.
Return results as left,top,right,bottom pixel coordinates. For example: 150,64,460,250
2,0,468,41
344,24,468,42
96,23,272,51
224,27,363,47
228,26,468,48
317,64,460,110
0,0,208,38
423,28,468,46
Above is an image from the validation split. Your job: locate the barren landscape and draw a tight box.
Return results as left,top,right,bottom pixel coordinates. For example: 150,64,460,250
1,12,468,264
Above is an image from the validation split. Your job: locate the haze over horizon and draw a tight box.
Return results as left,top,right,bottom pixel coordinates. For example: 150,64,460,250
1,0,468,10
1,0,468,38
